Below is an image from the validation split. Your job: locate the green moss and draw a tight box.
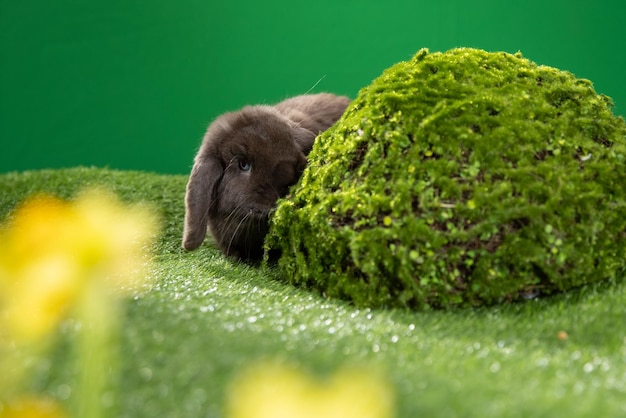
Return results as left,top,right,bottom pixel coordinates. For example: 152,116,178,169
266,48,626,309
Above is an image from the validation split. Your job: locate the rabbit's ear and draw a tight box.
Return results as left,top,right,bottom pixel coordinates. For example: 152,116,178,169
182,156,223,250
292,127,317,155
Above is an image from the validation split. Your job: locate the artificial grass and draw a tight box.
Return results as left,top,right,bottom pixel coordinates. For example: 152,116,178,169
1,167,626,417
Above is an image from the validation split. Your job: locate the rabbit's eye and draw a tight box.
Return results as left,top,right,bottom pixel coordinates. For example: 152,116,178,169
238,158,252,172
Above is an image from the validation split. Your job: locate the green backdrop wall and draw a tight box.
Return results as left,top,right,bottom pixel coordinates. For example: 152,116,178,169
1,0,625,175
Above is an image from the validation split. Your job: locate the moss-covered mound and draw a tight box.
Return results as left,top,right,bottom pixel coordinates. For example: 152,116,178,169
265,48,626,309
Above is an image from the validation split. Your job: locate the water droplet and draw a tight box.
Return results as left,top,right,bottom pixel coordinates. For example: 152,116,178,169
600,360,610,372
152,330,164,343
57,384,72,400
391,335,399,343
202,287,218,296
489,362,501,373
247,315,258,323
372,344,380,353
158,383,169,396
583,362,594,373
139,367,153,381
101,391,115,408
573,381,585,394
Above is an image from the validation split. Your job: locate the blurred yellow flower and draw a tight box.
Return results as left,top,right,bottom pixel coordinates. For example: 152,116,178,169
226,362,395,418
0,189,158,341
0,396,66,418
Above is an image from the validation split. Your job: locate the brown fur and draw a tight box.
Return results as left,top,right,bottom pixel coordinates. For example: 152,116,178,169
182,93,351,260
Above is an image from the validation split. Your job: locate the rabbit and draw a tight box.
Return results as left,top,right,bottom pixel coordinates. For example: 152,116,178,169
182,93,351,260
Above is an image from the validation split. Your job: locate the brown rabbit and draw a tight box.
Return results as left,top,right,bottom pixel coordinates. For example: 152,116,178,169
182,93,351,260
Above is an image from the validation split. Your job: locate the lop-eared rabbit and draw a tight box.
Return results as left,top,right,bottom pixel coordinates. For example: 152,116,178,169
182,93,350,260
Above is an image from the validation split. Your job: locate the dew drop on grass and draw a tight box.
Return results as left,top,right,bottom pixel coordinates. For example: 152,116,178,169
158,383,169,397
477,347,490,358
202,286,218,296
152,330,164,344
56,384,72,400
574,381,586,395
139,367,153,381
600,360,611,372
102,391,115,408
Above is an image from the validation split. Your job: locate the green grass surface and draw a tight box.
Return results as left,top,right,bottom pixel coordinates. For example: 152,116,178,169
1,167,626,417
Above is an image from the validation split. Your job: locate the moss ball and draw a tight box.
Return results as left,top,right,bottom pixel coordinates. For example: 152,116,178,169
265,48,626,309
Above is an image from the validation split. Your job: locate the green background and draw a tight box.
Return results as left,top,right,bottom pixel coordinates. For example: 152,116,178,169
1,0,625,175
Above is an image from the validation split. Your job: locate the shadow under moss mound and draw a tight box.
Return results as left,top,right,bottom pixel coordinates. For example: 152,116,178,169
265,48,626,309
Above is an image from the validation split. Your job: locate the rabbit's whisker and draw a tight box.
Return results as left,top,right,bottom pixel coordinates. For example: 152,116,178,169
304,74,327,95
226,209,250,256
